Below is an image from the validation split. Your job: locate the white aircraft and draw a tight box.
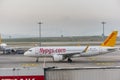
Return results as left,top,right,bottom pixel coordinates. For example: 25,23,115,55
0,34,7,50
24,31,119,62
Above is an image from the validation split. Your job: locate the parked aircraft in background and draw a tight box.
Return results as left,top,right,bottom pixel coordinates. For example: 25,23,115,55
24,31,119,62
0,34,7,50
0,34,17,54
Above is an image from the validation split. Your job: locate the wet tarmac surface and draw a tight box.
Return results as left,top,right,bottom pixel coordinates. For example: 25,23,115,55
0,50,120,68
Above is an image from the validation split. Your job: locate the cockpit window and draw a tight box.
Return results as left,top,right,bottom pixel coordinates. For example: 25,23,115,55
28,50,32,52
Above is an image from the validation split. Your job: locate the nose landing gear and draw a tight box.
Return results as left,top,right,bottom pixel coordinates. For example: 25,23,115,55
36,58,39,62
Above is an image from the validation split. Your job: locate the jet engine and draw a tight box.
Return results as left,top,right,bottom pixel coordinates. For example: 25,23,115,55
52,54,64,61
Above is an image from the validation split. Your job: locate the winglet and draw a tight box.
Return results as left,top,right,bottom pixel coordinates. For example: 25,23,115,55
82,45,89,53
101,31,118,47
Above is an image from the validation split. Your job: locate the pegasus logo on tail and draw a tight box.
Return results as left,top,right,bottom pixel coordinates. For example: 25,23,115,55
101,31,118,47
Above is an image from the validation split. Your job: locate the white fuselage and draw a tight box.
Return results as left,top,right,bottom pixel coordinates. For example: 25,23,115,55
0,43,7,50
24,46,118,58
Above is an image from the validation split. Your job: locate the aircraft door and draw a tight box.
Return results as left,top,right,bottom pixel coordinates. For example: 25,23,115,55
35,47,40,55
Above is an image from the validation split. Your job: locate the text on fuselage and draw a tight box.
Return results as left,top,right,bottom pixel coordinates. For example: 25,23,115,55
40,48,66,54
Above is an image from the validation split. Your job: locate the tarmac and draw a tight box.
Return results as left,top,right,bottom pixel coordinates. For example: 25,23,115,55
0,50,120,68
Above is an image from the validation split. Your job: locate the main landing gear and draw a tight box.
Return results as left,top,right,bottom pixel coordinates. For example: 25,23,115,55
68,58,72,63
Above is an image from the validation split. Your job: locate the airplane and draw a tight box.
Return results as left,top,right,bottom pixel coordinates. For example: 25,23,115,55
0,34,16,54
24,31,120,62
0,34,7,50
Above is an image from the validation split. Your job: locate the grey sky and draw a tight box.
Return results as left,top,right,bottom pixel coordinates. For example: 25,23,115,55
0,0,120,38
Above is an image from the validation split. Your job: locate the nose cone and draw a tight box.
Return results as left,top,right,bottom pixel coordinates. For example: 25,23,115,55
24,51,30,56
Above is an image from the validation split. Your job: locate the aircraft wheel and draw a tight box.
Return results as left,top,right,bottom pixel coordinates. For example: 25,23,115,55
68,58,72,63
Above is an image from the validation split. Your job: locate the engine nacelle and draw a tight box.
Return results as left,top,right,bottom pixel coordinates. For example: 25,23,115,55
52,54,64,61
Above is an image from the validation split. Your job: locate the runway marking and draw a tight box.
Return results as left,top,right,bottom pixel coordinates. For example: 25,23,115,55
96,63,113,66
21,63,39,67
88,57,97,61
87,57,114,66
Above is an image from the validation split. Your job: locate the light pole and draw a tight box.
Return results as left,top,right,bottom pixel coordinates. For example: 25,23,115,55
101,22,106,40
38,22,42,46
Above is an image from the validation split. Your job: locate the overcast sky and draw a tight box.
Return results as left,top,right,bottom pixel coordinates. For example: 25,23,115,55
0,0,120,38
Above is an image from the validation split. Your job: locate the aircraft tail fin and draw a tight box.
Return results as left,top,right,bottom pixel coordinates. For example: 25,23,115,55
101,31,118,47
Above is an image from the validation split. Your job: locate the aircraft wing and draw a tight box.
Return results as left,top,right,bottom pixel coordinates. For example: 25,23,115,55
57,45,89,57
